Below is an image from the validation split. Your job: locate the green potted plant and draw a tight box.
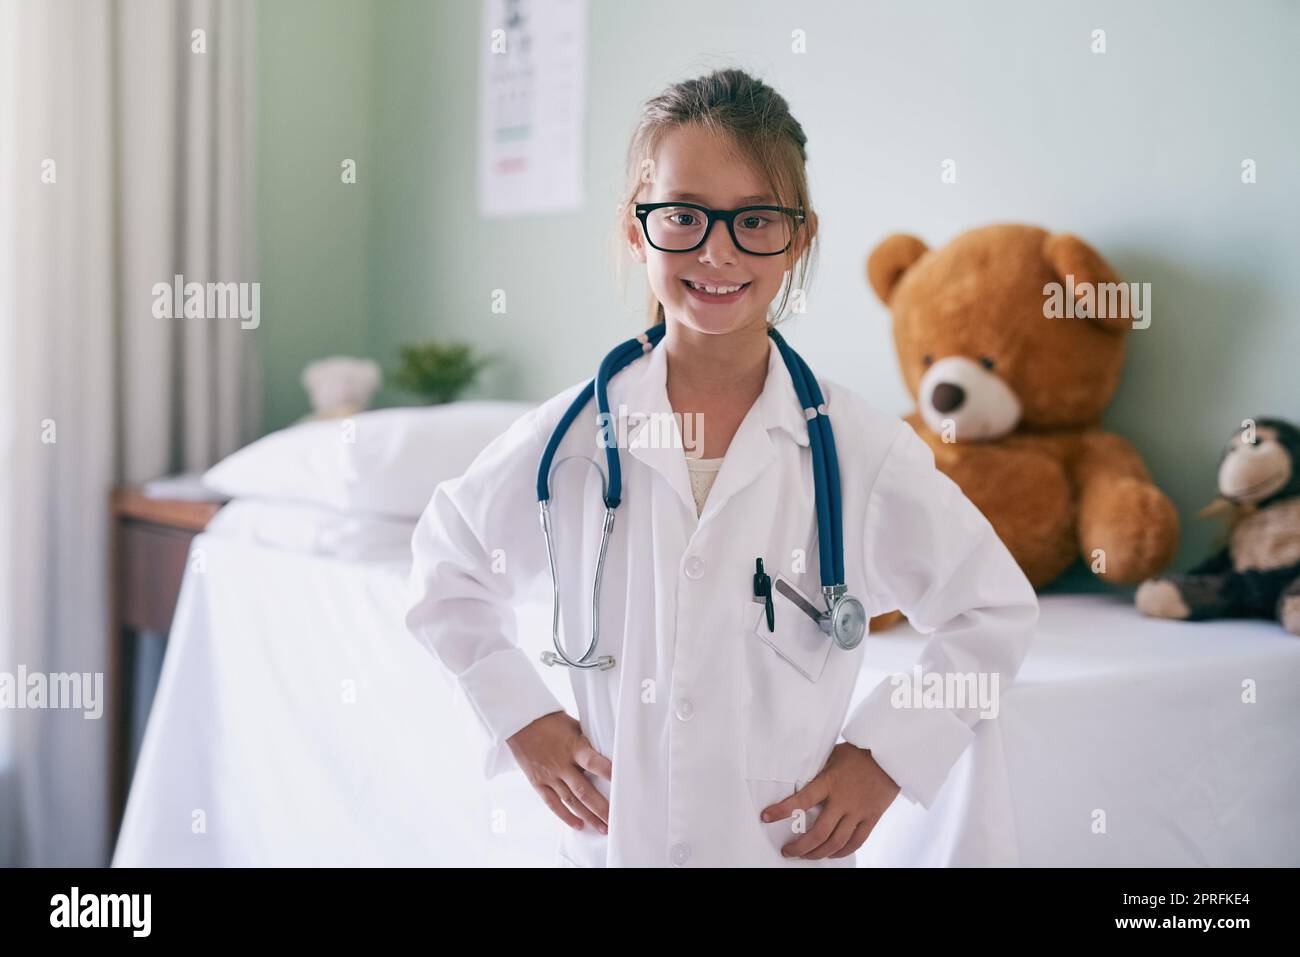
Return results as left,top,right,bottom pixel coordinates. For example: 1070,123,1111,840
389,341,491,404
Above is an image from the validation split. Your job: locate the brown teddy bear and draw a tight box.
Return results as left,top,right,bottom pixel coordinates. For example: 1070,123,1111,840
865,223,1179,592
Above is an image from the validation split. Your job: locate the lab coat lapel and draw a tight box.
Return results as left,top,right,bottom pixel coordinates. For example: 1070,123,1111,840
620,342,697,517
618,332,813,523
696,337,811,526
694,406,773,526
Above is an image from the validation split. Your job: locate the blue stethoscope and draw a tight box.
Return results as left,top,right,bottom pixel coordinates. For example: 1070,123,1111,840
536,323,867,670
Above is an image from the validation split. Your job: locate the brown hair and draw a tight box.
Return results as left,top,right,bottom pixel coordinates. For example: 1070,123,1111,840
613,68,820,327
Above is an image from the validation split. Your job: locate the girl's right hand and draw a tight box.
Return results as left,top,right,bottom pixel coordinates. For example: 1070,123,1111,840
506,711,612,834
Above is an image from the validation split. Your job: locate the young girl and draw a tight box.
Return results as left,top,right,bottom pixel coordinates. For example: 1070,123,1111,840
406,68,1037,867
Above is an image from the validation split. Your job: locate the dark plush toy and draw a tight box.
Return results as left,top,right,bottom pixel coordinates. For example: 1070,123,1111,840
1136,417,1300,635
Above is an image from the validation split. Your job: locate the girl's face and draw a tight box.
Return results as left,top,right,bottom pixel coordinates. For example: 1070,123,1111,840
627,124,804,337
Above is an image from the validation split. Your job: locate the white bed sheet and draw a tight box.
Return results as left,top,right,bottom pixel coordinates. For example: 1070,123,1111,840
112,532,1300,867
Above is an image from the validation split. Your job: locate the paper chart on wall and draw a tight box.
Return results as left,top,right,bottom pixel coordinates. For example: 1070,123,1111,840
479,0,588,217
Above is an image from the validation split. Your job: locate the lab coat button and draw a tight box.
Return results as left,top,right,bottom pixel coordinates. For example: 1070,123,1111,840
684,555,706,580
669,842,691,866
674,697,694,721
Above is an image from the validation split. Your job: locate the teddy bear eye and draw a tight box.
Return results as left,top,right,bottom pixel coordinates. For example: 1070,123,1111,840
922,354,933,367
979,355,996,370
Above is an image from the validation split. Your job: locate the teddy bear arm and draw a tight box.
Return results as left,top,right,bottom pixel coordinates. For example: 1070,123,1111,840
1073,431,1180,584
1071,430,1151,487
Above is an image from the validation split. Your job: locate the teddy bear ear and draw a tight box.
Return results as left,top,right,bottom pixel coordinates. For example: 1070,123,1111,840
866,234,928,305
1042,232,1129,336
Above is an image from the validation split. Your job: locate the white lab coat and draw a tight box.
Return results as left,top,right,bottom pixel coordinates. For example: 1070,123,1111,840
405,335,1038,867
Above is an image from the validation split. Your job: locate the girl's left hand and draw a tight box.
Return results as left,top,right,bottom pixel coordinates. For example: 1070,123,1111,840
760,742,901,860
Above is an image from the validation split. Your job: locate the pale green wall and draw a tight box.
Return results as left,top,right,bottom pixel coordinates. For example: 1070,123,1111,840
257,0,1300,581
257,0,375,430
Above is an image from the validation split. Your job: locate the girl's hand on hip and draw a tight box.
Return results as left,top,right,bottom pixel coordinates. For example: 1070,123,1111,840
507,711,612,835
761,742,900,860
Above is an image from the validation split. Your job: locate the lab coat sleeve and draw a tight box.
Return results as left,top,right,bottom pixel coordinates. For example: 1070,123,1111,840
404,409,567,781
839,422,1038,809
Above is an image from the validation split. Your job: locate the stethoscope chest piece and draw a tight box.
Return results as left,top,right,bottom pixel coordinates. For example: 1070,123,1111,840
828,594,867,651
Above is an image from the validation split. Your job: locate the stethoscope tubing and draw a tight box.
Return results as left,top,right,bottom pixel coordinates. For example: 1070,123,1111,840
769,329,844,588
537,323,666,506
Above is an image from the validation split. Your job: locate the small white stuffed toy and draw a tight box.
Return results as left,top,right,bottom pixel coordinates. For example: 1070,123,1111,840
301,357,381,419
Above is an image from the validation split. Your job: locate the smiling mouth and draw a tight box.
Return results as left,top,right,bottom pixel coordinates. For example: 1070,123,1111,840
681,279,751,297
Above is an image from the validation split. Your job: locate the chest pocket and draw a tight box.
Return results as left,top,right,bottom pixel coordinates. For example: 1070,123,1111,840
754,578,833,680
740,576,845,784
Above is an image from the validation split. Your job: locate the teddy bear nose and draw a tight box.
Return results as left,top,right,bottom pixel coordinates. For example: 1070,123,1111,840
931,382,966,413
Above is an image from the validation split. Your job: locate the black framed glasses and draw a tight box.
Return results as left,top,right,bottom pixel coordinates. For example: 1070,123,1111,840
634,202,805,256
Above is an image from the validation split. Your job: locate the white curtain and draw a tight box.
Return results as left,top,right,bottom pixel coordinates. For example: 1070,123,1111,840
0,0,260,866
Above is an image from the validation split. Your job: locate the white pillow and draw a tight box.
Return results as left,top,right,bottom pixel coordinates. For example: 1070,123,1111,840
202,401,535,519
204,499,416,562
